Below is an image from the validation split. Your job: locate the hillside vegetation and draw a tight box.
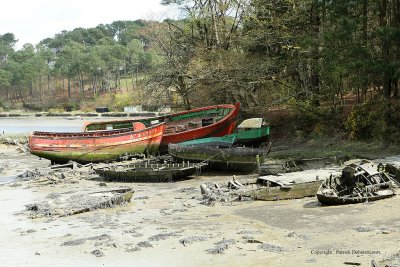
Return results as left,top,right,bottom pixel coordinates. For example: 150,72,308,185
0,0,399,143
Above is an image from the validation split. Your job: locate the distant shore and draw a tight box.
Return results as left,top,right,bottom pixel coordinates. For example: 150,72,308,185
0,111,158,118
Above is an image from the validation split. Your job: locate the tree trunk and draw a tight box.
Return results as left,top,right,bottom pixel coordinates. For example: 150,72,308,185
80,77,85,99
362,0,368,42
208,0,220,47
92,75,97,97
29,82,33,98
380,0,391,99
310,2,321,106
67,78,71,98
393,79,399,98
39,75,43,101
47,73,50,92
125,75,128,90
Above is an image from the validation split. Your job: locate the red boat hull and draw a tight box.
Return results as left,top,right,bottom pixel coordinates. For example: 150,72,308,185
83,103,240,153
29,123,165,164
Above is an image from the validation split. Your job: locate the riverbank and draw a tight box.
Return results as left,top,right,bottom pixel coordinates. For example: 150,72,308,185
0,111,157,118
1,140,399,266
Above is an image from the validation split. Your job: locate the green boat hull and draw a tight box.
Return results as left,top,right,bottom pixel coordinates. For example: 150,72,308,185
178,126,270,148
168,144,271,173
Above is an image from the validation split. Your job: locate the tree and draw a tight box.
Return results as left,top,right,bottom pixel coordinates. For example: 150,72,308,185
0,33,17,62
56,41,87,98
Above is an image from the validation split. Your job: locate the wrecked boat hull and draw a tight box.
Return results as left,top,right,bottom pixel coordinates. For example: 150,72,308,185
317,189,395,205
25,188,134,218
168,143,271,173
95,162,207,183
316,160,396,205
242,180,322,201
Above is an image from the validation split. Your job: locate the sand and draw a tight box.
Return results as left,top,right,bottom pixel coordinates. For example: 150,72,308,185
0,143,399,267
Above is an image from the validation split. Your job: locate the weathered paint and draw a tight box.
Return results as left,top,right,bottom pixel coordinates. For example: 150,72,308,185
168,144,270,172
178,125,270,147
82,103,240,152
242,180,322,201
28,123,165,163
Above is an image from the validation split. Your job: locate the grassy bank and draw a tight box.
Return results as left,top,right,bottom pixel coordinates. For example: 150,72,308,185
269,137,400,160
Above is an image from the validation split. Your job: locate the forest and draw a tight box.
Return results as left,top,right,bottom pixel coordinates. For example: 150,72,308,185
0,0,399,142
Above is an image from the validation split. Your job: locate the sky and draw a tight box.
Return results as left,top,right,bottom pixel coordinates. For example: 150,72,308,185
0,0,179,49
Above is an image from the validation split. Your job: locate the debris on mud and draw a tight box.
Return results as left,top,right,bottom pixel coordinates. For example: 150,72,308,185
137,241,153,248
257,243,286,253
61,234,111,246
179,236,208,246
24,188,133,218
354,226,373,233
206,239,237,254
148,232,180,241
371,251,400,267
286,231,311,240
91,249,105,257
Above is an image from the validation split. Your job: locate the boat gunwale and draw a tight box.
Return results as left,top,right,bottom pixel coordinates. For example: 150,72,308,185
30,122,166,139
81,103,240,135
316,188,395,205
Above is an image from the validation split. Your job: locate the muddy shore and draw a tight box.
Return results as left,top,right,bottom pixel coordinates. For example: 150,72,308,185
1,140,399,267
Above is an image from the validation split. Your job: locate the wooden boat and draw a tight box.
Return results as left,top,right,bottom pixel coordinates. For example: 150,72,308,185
82,103,240,152
28,122,165,164
94,162,207,183
240,177,322,201
177,118,270,148
168,143,271,173
177,135,237,148
260,157,340,175
384,163,400,186
234,118,270,147
317,160,395,205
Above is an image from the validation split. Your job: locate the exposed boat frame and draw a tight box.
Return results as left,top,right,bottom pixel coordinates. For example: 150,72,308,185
95,162,207,183
317,160,395,205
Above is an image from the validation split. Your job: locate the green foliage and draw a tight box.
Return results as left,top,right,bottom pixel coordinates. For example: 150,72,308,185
113,92,133,111
345,101,383,140
0,2,399,146
62,101,79,111
0,97,10,111
345,100,400,143
291,100,342,137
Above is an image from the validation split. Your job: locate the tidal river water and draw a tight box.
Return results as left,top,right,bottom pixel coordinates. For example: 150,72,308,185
0,117,86,184
0,117,94,133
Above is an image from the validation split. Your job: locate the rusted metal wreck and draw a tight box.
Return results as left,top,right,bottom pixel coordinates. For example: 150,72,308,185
317,160,396,205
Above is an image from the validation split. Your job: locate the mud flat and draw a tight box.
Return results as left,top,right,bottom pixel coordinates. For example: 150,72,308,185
0,142,399,267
